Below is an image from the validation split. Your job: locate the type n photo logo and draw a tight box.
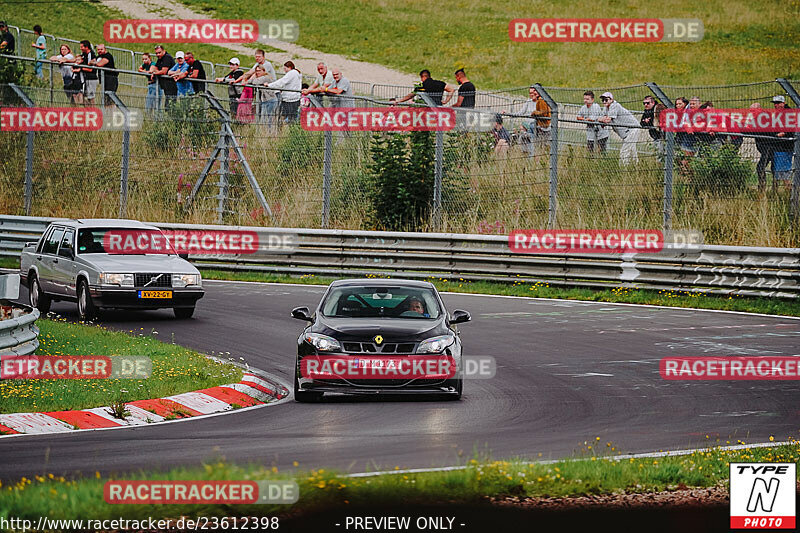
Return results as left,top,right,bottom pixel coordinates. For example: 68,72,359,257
730,463,796,529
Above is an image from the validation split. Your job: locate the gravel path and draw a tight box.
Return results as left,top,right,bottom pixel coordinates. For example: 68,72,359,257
98,0,416,87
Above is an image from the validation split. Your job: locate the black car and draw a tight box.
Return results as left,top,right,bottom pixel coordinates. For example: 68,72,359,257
291,279,471,401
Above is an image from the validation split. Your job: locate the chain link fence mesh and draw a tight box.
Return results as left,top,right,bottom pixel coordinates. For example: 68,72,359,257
1,58,798,246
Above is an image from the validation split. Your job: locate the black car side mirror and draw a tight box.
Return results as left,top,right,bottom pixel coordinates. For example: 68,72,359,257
178,253,190,260
292,306,313,322
450,309,471,324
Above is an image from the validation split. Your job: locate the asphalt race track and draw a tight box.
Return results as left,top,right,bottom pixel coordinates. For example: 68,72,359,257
2,280,800,481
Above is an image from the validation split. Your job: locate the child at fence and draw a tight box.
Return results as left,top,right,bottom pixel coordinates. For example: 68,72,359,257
237,84,255,123
32,25,46,79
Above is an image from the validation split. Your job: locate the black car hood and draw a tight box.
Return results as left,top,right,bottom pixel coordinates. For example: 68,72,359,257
314,315,448,341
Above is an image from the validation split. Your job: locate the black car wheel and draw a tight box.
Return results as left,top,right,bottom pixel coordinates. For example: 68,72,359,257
174,307,195,319
77,279,97,321
294,359,323,403
29,274,51,314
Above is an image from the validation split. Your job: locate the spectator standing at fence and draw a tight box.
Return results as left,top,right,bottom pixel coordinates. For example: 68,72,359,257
327,68,354,108
598,92,639,165
139,52,159,113
770,95,795,187
395,70,453,106
31,25,46,79
249,64,277,127
303,62,334,96
0,21,15,55
673,97,695,156
95,44,117,107
576,90,608,154
74,40,99,105
169,51,194,98
267,61,302,124
517,86,551,159
443,69,475,108
215,58,244,117
185,52,206,94
236,49,276,85
50,44,77,103
153,45,177,108
640,95,664,153
237,82,255,123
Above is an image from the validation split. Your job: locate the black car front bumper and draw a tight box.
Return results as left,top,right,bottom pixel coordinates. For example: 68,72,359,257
89,287,204,309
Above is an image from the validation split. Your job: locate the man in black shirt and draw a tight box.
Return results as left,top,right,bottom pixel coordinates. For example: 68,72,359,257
444,68,475,108
395,69,453,106
153,45,178,108
185,52,206,94
76,40,98,105
215,58,244,116
96,43,117,106
0,21,15,55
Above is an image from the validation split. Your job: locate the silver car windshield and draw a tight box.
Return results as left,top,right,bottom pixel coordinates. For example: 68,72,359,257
77,228,177,255
322,286,440,319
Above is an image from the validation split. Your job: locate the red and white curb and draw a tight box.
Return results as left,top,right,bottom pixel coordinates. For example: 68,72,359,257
0,372,289,436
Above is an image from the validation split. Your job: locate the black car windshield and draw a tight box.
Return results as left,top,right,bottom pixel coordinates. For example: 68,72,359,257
77,228,177,255
322,286,441,319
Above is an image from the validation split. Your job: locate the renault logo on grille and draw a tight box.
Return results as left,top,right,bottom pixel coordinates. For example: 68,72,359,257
374,335,384,345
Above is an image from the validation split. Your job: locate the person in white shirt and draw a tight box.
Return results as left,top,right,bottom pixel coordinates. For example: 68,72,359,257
50,44,77,101
267,61,302,124
598,91,639,165
575,90,609,154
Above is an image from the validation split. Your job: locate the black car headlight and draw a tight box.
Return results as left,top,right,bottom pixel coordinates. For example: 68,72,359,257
304,332,341,352
416,334,455,354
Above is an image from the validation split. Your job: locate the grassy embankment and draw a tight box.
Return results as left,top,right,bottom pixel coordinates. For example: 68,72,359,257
0,317,242,414
0,442,797,519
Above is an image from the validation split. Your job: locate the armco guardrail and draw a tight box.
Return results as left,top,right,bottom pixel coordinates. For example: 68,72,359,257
0,303,40,356
1,215,799,298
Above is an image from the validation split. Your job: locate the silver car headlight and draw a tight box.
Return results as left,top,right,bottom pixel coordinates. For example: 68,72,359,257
304,332,341,352
416,334,455,354
172,274,201,287
98,273,134,286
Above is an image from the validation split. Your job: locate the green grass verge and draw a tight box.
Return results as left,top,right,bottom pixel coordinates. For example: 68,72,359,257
178,0,800,87
198,268,800,317
0,318,242,414
0,257,19,270
1,442,796,519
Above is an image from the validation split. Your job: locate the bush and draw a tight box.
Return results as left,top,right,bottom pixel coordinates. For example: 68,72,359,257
277,125,323,175
368,131,435,230
688,143,755,195
142,97,215,153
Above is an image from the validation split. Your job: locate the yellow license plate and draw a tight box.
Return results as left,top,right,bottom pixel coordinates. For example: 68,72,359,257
138,290,172,299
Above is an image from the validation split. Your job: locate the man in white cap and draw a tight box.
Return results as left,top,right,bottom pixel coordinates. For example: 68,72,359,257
215,58,244,116
598,92,639,165
168,51,193,97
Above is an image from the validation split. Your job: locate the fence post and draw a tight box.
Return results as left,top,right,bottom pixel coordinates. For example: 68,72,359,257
106,92,131,218
49,62,54,106
9,84,34,216
217,130,229,224
646,83,675,231
433,130,444,231
322,131,333,228
415,91,445,231
777,79,800,219
534,84,558,229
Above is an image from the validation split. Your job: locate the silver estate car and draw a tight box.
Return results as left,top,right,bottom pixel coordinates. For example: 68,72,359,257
19,219,204,320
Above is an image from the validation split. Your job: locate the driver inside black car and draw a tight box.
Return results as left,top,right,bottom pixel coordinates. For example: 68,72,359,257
405,297,429,317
